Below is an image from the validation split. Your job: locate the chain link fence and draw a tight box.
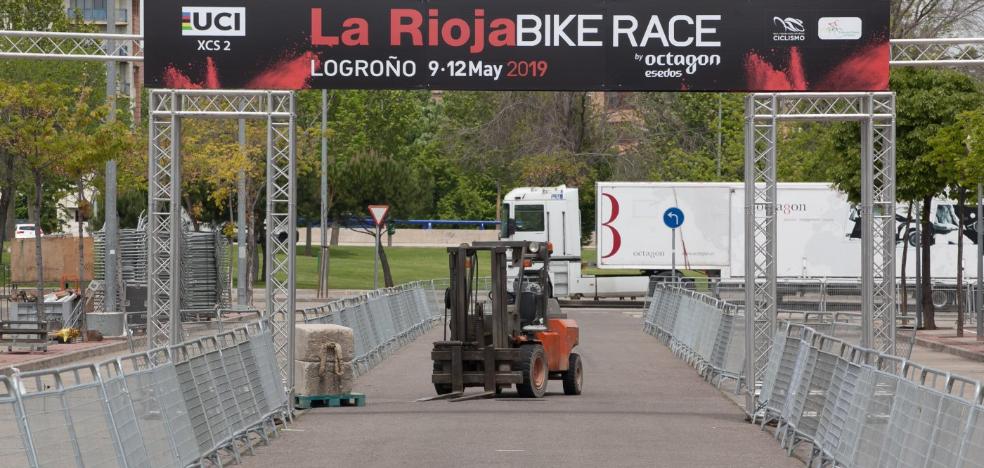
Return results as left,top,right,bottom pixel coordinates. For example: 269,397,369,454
645,284,984,468
0,319,290,468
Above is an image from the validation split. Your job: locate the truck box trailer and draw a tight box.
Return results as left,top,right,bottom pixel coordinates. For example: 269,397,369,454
501,183,979,299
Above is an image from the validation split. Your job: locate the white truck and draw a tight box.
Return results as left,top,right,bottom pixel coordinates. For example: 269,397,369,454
501,182,979,299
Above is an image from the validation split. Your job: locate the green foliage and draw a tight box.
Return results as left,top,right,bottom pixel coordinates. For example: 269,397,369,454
927,109,984,191
436,175,497,220
628,93,745,182
12,190,63,232
815,68,982,203
330,151,432,220
0,0,105,93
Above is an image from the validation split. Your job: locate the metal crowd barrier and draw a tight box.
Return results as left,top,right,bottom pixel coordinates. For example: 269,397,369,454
0,319,290,468
643,285,746,392
291,280,444,377
646,284,984,468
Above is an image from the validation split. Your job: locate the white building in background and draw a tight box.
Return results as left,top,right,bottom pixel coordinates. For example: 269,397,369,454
57,189,99,237
63,0,144,115
56,0,143,236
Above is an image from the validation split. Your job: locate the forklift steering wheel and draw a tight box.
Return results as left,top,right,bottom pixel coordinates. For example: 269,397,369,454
489,290,517,304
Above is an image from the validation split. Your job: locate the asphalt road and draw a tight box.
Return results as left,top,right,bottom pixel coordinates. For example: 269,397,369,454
242,308,802,468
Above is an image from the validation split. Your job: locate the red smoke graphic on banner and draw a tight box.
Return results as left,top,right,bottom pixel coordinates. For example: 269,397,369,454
163,52,318,89
744,41,889,91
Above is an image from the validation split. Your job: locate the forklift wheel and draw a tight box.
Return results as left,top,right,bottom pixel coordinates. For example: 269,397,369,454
434,361,453,395
517,344,548,398
562,353,583,395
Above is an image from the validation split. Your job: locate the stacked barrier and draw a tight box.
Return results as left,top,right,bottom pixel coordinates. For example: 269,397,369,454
294,281,442,376
646,284,984,468
0,320,289,468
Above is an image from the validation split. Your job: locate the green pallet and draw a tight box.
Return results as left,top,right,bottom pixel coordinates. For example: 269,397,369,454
294,392,366,409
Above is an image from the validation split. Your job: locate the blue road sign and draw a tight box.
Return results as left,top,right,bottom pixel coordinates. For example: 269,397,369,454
663,207,685,229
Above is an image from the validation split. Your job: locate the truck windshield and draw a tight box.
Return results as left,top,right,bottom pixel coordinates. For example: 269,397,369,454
515,205,544,232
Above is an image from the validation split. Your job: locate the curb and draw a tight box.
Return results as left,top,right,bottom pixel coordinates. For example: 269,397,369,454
914,336,984,363
0,336,147,376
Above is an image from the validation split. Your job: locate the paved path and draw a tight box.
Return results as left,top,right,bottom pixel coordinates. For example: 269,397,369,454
243,308,801,468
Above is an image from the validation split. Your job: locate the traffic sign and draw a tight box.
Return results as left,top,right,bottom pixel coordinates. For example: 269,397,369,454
663,207,685,229
368,205,389,226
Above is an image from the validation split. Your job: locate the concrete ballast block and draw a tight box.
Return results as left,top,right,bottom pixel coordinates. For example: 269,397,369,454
294,324,355,362
294,360,354,396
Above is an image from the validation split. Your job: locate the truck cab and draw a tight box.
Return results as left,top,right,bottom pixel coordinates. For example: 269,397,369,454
500,186,650,299
500,186,580,297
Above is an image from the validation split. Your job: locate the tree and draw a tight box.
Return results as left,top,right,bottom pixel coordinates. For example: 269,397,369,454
891,0,984,39
0,81,127,318
514,151,599,244
927,109,984,336
438,91,612,241
331,151,432,286
0,0,104,268
824,68,982,329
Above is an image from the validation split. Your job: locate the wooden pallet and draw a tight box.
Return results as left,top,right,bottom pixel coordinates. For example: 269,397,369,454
294,392,366,409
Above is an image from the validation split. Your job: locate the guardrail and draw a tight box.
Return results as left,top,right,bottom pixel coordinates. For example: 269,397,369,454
0,319,289,468
645,284,984,468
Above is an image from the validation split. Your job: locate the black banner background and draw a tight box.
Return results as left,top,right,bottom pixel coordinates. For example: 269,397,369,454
145,0,890,91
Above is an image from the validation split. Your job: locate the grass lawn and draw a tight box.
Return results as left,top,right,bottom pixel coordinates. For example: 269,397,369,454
236,245,491,290
236,245,660,290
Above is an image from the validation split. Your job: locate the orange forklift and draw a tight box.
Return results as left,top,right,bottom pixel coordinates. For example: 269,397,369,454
427,241,582,401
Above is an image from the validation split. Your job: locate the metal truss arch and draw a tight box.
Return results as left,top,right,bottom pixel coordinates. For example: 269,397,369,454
0,30,142,62
891,38,984,67
744,92,896,410
148,89,297,389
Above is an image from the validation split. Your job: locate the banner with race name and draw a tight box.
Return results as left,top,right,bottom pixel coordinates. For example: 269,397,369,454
144,0,890,92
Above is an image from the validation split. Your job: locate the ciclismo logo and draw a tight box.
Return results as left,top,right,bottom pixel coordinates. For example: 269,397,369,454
772,16,805,42
182,7,245,36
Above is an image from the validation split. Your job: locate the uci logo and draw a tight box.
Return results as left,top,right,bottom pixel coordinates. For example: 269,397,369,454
182,7,245,37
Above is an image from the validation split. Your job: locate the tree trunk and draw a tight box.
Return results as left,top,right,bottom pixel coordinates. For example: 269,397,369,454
921,196,936,330
957,187,967,337
33,171,44,322
495,182,502,221
330,217,340,246
900,202,913,318
77,179,86,331
378,240,394,287
26,194,37,231
3,200,14,242
0,149,16,271
246,203,257,303
183,194,200,232
305,225,312,256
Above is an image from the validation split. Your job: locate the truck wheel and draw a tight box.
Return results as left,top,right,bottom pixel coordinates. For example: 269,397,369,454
562,353,583,395
516,344,548,398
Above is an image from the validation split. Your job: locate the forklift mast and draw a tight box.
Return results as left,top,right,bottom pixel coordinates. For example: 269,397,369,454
446,241,550,347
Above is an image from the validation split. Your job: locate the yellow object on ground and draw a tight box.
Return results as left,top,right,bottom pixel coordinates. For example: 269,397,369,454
51,328,80,344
